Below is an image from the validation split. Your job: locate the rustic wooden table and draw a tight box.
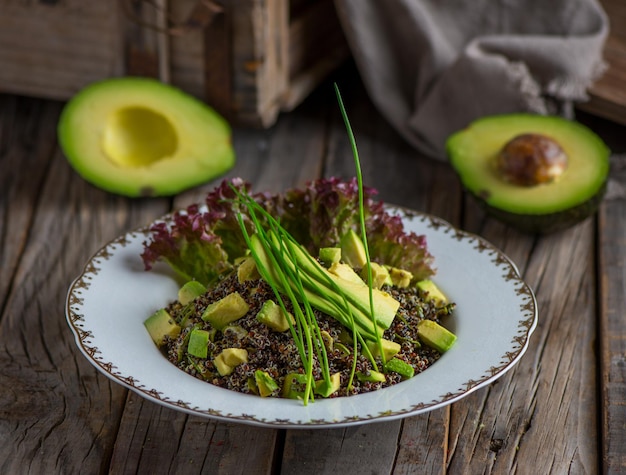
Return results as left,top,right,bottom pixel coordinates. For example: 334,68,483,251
1,68,625,474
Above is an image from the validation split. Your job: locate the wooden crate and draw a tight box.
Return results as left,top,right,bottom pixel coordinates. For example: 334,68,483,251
0,0,349,127
579,0,626,125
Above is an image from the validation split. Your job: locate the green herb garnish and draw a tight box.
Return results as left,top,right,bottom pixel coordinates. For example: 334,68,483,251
334,84,386,367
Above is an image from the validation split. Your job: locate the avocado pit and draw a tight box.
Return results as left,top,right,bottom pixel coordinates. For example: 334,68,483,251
495,133,568,187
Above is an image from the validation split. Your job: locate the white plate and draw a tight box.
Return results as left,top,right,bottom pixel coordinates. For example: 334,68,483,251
66,207,537,428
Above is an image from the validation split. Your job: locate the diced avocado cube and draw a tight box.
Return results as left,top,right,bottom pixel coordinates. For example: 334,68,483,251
320,330,334,351
384,358,415,379
177,281,206,305
417,319,457,352
220,348,248,366
319,247,341,266
282,373,309,399
237,256,260,283
329,262,366,285
201,292,250,329
256,300,294,332
387,266,413,288
360,262,392,289
187,329,210,358
214,352,234,376
144,308,181,347
417,280,449,305
315,372,341,397
356,370,386,383
367,338,401,361
254,370,278,397
340,229,367,268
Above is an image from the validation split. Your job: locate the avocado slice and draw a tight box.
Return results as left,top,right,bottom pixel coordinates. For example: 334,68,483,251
360,262,391,289
314,373,341,397
447,114,610,233
384,358,415,379
367,338,401,361
187,328,210,358
254,370,279,397
256,300,294,332
417,319,457,353
144,308,181,347
201,292,250,330
328,262,366,285
416,279,448,305
386,266,413,288
356,370,386,383
340,229,367,268
320,330,334,351
319,247,341,267
213,345,248,376
237,256,260,283
57,77,235,197
220,348,249,366
213,352,234,376
178,281,206,305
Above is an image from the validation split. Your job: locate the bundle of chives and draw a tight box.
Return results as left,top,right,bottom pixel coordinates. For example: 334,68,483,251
229,85,385,402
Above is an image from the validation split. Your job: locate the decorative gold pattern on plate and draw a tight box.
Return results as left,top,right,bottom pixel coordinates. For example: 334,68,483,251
66,209,537,427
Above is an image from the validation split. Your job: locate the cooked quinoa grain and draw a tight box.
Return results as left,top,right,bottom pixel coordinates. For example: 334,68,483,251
161,270,455,398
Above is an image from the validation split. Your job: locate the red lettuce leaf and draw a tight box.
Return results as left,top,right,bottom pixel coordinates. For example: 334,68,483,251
141,177,435,286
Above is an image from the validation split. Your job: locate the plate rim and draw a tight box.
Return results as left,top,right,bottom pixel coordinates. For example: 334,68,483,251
65,207,538,428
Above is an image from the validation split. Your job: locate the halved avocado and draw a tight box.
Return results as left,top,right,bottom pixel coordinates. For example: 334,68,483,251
446,114,610,233
57,77,235,197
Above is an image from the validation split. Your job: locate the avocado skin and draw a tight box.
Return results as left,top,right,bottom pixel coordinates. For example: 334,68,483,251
469,180,606,234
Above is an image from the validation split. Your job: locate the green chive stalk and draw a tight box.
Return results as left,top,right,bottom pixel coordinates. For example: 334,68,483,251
230,86,388,399
334,84,386,366
234,190,334,403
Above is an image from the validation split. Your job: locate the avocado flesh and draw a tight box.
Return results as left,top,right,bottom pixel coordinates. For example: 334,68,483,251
178,280,206,305
446,114,610,233
201,292,250,329
144,308,180,347
340,229,368,268
256,300,294,332
188,329,210,358
418,319,457,353
255,370,279,397
57,77,235,197
367,338,401,361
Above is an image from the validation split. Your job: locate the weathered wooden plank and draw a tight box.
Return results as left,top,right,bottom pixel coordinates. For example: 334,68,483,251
448,202,599,473
598,197,626,473
0,2,121,100
0,96,57,309
281,422,402,474
394,409,449,475
110,391,279,474
0,97,170,473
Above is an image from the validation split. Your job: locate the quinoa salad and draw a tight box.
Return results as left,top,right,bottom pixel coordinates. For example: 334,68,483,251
140,178,457,402
158,268,455,398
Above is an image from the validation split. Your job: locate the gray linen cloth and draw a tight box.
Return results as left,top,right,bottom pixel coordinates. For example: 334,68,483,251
334,0,609,160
